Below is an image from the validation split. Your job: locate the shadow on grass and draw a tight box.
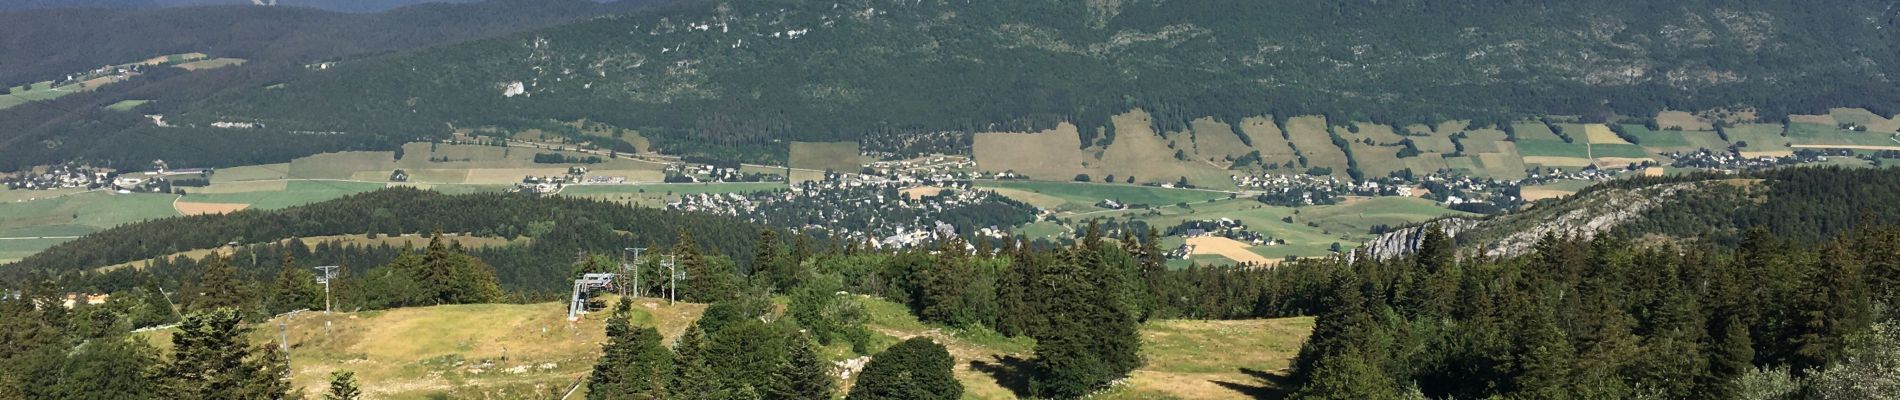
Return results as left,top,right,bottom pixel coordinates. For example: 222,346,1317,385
1211,367,1292,399
969,354,1035,397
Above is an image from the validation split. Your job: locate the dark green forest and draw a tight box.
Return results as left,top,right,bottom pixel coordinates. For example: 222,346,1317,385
9,0,1897,170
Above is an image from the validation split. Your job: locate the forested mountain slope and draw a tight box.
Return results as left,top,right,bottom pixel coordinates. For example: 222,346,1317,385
1365,166,1900,259
0,0,666,84
0,188,771,292
61,0,1896,166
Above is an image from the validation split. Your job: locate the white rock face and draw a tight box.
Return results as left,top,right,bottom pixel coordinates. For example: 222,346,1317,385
502,81,527,97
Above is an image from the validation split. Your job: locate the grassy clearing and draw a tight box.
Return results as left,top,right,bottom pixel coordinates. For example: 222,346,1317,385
213,163,292,182
1403,153,1451,174
1348,142,1408,177
106,99,150,111
1456,127,1511,154
1099,317,1313,400
1786,122,1898,147
788,141,862,173
174,58,246,71
0,191,179,259
0,81,76,110
0,238,67,264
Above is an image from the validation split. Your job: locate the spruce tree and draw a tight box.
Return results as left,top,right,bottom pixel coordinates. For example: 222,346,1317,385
163,308,255,400
589,297,674,399
324,371,361,400
1027,246,1141,398
190,254,249,314
676,231,740,303
1791,243,1872,372
240,343,296,399
267,253,323,314
669,324,722,400
772,332,834,400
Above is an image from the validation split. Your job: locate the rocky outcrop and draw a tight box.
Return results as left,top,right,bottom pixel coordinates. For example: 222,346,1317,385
1361,181,1707,260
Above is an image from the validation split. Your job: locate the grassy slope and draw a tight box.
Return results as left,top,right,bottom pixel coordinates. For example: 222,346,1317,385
138,297,1311,400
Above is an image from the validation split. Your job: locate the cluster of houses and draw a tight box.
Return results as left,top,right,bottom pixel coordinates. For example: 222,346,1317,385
863,155,977,182
1173,218,1279,246
4,161,207,193
665,174,1026,250
1666,148,1827,171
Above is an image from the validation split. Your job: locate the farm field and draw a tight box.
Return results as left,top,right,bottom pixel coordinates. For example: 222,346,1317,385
1186,118,1255,161
1521,179,1598,201
1511,122,1563,141
0,191,180,261
973,111,1234,190
1655,111,1714,131
0,81,77,110
181,180,386,210
1786,122,1899,147
788,141,861,173
1725,124,1794,157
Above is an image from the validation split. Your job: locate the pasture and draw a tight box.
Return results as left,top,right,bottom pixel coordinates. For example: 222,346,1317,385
1237,117,1298,165
1725,124,1794,156
1655,111,1713,131
174,58,246,71
1284,116,1350,177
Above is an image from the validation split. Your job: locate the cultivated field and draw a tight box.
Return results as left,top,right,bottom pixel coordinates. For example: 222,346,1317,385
974,110,1234,189
1187,236,1275,265
181,180,385,210
1187,118,1256,161
1655,111,1713,131
174,201,249,215
1237,117,1299,166
788,141,862,173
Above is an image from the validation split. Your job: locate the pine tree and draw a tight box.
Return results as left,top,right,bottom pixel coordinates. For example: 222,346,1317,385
847,338,960,400
771,332,834,400
323,371,361,400
754,230,790,291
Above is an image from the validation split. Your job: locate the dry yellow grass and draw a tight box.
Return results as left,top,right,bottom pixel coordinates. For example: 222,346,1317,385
1739,150,1796,158
1187,117,1255,160
1789,114,1837,126
174,201,249,215
1656,111,1712,131
1592,157,1656,167
974,110,1233,189
974,123,1091,180
1102,318,1314,400
1584,124,1630,144
1520,188,1575,201
1285,116,1350,177
901,186,944,199
1237,116,1298,165
1187,236,1274,266
1521,156,1593,167
1644,167,1665,177
1790,144,1900,151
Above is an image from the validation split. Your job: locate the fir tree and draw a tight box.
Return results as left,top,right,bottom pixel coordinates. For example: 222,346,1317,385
324,371,362,400
190,254,249,314
771,332,834,400
669,324,723,400
162,308,255,400
589,297,674,399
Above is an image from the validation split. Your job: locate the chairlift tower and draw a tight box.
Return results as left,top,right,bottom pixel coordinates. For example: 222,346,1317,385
568,273,617,321
662,255,680,304
314,266,339,314
622,247,644,298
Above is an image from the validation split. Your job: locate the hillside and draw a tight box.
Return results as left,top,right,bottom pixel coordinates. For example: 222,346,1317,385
65,0,1897,166
1362,166,1900,259
136,296,1311,399
1,188,772,292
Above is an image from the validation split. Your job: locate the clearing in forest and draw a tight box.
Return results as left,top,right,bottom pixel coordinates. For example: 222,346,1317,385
788,141,862,173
